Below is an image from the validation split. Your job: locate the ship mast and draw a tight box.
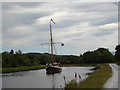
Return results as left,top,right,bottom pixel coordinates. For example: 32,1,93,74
50,19,55,55
41,19,64,54
50,20,53,54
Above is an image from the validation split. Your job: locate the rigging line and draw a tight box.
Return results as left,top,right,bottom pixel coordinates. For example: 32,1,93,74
41,44,46,53
41,44,44,53
57,45,61,55
46,44,50,54
59,45,62,55
48,44,50,54
53,44,57,55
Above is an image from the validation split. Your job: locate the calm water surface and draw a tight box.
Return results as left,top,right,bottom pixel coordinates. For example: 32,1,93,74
2,66,95,88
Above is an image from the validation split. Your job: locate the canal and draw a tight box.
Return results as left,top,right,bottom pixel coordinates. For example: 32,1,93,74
2,66,95,88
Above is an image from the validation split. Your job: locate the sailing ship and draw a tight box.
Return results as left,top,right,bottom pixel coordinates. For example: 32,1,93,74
43,19,64,74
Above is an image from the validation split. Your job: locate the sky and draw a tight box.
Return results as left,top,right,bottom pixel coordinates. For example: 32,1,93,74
2,2,118,55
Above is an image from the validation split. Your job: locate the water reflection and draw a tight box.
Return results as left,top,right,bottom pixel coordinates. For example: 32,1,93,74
2,66,94,88
2,71,31,77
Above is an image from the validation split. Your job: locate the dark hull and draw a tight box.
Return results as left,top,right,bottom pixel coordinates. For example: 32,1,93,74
46,66,62,74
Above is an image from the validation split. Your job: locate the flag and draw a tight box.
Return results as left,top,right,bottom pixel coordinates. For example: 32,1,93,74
75,72,77,78
51,19,55,24
61,43,64,46
78,74,81,78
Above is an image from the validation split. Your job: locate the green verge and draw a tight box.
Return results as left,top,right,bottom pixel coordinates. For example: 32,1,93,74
65,64,112,88
1,64,97,73
1,65,46,73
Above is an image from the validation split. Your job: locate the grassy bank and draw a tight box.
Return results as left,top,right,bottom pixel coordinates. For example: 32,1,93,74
65,64,112,88
1,64,97,73
1,65,46,73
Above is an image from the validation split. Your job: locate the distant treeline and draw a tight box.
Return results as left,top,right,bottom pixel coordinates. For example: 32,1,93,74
2,45,120,68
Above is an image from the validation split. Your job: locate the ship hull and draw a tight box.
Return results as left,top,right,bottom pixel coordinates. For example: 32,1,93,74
46,66,62,74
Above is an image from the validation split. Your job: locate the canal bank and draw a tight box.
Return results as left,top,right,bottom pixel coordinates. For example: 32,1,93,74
1,65,46,73
65,64,112,88
2,64,97,73
2,64,114,88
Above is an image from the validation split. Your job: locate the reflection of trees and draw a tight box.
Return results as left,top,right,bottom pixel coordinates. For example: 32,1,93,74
52,74,55,89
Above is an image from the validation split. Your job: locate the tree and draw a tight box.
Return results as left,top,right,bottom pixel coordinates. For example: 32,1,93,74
81,48,114,64
115,45,120,62
10,49,14,54
15,50,22,54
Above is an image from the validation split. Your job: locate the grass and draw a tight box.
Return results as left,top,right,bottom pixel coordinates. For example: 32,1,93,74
1,65,46,73
1,64,98,73
65,80,77,88
65,64,112,88
115,62,120,66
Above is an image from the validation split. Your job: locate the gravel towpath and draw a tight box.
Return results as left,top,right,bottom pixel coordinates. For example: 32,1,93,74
104,64,119,88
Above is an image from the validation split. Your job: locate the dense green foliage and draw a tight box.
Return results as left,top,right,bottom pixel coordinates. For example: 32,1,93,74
2,50,40,68
81,48,114,63
115,45,120,62
2,47,114,68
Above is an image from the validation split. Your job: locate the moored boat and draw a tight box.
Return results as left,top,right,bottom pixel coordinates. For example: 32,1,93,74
42,19,64,74
46,64,62,74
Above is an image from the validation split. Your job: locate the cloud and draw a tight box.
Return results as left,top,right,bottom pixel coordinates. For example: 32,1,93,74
2,2,118,55
0,2,2,50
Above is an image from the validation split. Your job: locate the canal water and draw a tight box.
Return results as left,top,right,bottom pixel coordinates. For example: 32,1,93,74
2,66,95,88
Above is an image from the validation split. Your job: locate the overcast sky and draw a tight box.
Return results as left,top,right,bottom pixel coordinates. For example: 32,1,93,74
2,2,118,55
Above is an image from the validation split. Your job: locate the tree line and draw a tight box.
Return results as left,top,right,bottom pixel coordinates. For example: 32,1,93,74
2,45,120,68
